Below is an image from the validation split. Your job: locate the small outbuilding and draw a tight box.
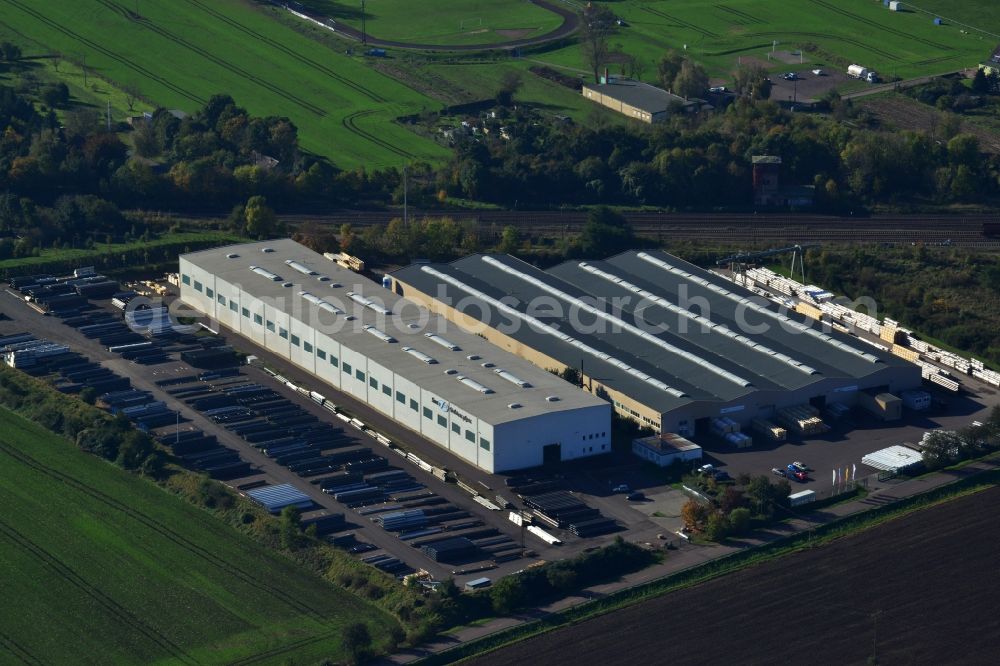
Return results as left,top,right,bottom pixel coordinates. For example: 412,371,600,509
245,483,315,514
862,445,923,473
632,432,702,467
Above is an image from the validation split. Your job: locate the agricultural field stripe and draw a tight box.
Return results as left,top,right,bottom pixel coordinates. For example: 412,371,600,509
0,438,329,621
93,0,327,116
0,0,206,105
226,625,344,666
807,0,953,51
0,517,197,665
641,6,719,38
177,0,388,104
715,4,763,25
0,631,44,666
744,31,899,60
342,109,417,159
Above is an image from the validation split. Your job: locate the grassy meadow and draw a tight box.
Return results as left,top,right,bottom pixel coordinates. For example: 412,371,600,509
0,407,396,664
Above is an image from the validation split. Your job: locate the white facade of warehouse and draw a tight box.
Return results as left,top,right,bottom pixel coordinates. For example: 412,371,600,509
178,240,610,473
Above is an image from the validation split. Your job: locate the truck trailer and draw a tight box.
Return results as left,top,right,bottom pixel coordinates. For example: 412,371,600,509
847,64,879,83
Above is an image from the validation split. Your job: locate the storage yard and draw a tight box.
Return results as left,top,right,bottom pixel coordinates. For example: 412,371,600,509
470,485,1000,666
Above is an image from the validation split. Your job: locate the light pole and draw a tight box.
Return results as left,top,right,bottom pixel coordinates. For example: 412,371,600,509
361,0,367,46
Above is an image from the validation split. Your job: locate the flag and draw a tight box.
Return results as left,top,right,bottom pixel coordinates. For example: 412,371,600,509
853,463,857,480
832,469,836,485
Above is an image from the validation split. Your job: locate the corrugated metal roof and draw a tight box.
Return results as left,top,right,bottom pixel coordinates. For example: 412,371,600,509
861,445,923,472
246,483,314,513
392,250,918,415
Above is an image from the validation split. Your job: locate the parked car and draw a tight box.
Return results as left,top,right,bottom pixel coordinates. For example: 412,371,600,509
713,470,731,481
349,542,377,554
771,467,787,477
782,72,798,80
612,483,631,493
709,85,727,93
626,491,646,501
811,68,825,76
791,461,810,472
790,470,808,483
697,464,715,475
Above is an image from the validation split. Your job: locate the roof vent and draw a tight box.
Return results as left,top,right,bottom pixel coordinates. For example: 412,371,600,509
226,253,239,259
345,315,356,321
282,282,293,288
467,354,481,361
481,362,495,368
444,368,457,375
261,247,274,253
545,396,560,402
317,275,330,282
330,282,342,288
407,323,420,329
508,403,522,409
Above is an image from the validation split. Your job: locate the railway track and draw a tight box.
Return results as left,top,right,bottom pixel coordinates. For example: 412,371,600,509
145,209,1000,249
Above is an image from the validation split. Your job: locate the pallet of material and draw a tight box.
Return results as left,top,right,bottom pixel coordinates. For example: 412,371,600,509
752,418,787,442
794,301,823,321
891,344,920,363
776,405,828,435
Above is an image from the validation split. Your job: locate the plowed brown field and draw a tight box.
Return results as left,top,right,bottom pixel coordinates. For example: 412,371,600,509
472,486,1000,666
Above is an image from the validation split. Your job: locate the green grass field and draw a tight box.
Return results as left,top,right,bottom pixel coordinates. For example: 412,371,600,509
0,231,240,274
537,0,993,82
0,0,450,168
300,0,563,46
0,408,394,664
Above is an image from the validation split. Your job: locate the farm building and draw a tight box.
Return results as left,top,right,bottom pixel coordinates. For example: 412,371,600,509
581,77,706,123
390,250,922,438
632,432,702,467
178,239,610,473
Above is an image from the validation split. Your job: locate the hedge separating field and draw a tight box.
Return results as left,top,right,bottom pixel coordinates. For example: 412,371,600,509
0,232,240,279
423,467,1000,664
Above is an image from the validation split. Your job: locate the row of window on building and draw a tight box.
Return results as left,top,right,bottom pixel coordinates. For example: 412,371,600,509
185,275,491,452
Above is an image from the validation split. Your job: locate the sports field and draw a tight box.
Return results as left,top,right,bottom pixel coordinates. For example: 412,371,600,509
0,408,395,664
0,0,449,168
538,0,993,82
301,0,563,46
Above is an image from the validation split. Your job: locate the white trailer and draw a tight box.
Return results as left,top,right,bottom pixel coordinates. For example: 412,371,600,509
847,64,879,83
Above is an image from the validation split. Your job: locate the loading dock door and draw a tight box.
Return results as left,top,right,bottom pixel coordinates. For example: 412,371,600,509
809,395,827,411
543,443,561,465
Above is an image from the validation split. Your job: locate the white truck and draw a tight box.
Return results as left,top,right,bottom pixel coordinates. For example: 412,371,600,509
847,64,879,83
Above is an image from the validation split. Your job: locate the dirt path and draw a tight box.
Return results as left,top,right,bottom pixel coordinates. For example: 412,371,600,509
284,0,580,52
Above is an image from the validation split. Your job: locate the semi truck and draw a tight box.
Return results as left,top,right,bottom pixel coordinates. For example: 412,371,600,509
847,64,879,83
